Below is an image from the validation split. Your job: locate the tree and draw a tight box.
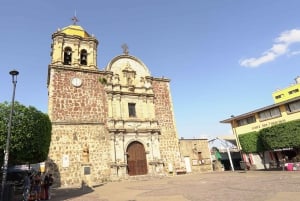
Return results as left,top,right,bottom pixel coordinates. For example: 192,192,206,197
239,131,266,169
238,120,300,168
0,101,52,165
260,120,300,150
239,131,265,153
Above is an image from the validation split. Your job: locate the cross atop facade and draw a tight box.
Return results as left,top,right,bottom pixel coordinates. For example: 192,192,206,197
122,43,129,55
71,15,79,25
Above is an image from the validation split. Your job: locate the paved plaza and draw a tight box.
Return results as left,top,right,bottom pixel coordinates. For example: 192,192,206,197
51,171,300,201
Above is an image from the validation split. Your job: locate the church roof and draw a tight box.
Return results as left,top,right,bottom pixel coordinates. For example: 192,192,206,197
59,24,90,38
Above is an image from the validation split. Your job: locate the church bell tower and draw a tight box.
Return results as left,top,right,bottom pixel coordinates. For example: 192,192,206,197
46,21,111,186
50,23,98,69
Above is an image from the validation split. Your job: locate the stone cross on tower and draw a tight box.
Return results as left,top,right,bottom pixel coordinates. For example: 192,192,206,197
122,43,129,55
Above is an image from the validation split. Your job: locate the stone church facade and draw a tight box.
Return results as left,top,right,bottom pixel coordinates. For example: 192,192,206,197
46,23,181,187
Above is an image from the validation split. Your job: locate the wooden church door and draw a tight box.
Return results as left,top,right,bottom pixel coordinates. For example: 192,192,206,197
127,141,148,176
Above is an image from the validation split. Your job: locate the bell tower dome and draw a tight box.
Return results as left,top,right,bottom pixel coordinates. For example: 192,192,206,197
50,23,99,69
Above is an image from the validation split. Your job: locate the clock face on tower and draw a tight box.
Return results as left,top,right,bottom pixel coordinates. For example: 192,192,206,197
71,77,82,87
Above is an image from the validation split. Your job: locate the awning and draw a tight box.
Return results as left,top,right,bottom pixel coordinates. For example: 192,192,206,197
218,135,237,146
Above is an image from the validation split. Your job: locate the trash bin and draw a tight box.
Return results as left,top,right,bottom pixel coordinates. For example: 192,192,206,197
240,161,247,171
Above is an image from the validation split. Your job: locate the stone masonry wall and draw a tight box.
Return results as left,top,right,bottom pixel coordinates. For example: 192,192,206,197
48,67,107,123
47,66,111,187
47,124,111,187
152,78,180,167
179,139,213,173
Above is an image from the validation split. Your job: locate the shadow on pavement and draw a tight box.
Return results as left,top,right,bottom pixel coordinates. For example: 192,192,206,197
51,183,105,201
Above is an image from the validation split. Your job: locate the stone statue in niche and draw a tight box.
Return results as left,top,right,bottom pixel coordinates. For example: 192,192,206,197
107,74,113,83
82,144,89,163
113,74,120,84
124,61,131,69
127,77,133,85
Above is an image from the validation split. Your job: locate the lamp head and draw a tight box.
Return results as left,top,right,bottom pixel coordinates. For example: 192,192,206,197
9,70,19,76
9,70,19,83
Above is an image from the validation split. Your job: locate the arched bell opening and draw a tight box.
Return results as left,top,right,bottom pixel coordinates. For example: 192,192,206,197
63,47,72,65
80,49,87,65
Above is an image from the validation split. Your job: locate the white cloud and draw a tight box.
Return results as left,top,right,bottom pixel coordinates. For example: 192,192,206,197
288,50,300,56
240,50,277,68
270,43,288,55
240,28,300,68
276,29,300,44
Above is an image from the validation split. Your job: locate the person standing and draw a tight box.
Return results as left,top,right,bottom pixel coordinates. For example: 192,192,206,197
47,174,54,200
32,172,42,201
23,172,31,201
43,173,51,200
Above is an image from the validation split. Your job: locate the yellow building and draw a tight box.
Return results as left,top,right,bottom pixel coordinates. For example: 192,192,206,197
220,78,300,169
272,76,300,103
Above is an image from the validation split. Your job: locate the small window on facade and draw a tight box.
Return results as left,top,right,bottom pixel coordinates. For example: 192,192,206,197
80,49,87,65
288,89,299,95
128,103,136,117
197,152,203,161
237,116,256,126
198,152,205,164
285,100,300,113
275,94,283,99
258,107,281,121
63,47,72,65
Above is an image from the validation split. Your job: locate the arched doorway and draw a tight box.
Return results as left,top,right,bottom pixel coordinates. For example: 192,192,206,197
126,141,148,176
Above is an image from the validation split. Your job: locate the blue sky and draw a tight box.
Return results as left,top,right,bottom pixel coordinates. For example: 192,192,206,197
1,0,300,139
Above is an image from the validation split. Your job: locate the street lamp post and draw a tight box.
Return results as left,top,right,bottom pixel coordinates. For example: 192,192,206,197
1,70,19,200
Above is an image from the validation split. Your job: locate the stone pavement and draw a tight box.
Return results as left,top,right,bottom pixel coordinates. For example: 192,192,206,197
50,171,300,201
